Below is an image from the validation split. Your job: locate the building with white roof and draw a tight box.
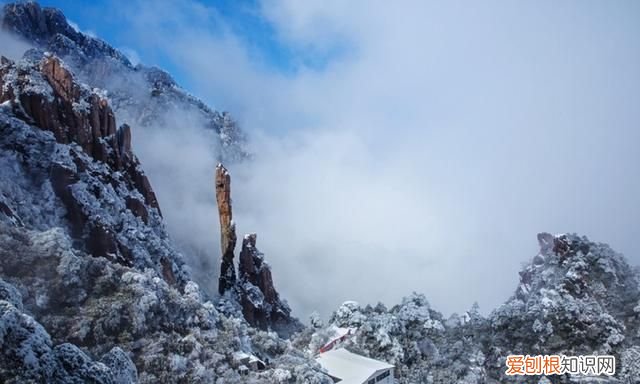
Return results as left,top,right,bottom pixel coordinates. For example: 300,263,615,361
316,348,394,384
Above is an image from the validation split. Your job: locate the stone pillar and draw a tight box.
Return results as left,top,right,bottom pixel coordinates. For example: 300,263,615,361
216,163,237,294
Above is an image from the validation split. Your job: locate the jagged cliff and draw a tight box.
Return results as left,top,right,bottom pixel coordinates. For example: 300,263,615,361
237,233,301,335
1,1,247,163
0,14,327,382
1,0,250,300
0,53,176,279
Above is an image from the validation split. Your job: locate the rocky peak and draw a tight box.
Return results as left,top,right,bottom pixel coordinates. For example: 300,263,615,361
2,55,112,160
216,163,237,295
0,52,175,281
2,1,131,66
237,233,297,333
2,2,249,165
143,66,177,91
486,233,640,381
41,54,79,100
1,54,159,209
517,233,639,304
214,164,301,335
2,1,73,44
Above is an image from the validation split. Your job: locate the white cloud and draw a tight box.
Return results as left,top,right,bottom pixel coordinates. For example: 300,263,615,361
0,28,32,61
67,19,81,32
119,47,141,66
65,18,97,38
115,0,640,319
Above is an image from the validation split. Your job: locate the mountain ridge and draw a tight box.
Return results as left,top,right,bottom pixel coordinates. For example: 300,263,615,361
2,0,248,163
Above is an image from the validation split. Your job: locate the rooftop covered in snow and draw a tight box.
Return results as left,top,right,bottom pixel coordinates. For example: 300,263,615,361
316,348,394,384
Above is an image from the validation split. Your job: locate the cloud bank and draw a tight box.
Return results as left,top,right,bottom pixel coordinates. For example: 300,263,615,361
98,0,640,319
0,27,32,61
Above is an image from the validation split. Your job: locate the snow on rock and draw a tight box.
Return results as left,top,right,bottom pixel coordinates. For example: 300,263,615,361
488,234,640,381
0,8,324,381
0,278,138,383
2,3,640,384
304,233,640,383
0,277,23,310
0,58,181,284
2,0,248,303
236,232,302,337
2,1,247,163
0,220,329,383
101,347,139,384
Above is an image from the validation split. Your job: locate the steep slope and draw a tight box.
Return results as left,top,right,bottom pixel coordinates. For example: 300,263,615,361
1,1,247,163
0,54,176,277
0,276,137,384
1,1,249,299
214,164,302,336
2,3,640,384
0,222,327,383
0,52,327,383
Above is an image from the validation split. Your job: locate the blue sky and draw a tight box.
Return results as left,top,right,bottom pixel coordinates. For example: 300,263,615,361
35,1,270,85
34,0,338,94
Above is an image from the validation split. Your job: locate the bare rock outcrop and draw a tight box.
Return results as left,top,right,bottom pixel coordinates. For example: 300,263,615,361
214,165,301,335
0,53,170,278
0,55,159,211
216,163,237,295
238,233,299,334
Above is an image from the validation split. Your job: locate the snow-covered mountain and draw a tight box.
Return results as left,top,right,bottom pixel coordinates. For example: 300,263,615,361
2,0,249,299
0,3,324,382
1,0,247,163
298,234,640,383
1,2,639,384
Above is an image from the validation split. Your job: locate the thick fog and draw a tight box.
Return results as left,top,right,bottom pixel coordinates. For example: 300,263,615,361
0,27,32,60
118,0,640,320
9,1,640,320
115,0,640,319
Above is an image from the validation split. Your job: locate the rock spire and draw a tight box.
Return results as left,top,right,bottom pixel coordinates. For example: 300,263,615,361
216,163,237,294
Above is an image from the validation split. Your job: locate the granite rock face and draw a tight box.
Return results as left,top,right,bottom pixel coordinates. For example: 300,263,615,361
0,52,326,384
216,163,237,295
0,2,328,383
2,0,247,300
1,54,164,270
238,233,301,336
214,165,302,336
1,1,248,163
3,2,640,384
2,1,130,66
